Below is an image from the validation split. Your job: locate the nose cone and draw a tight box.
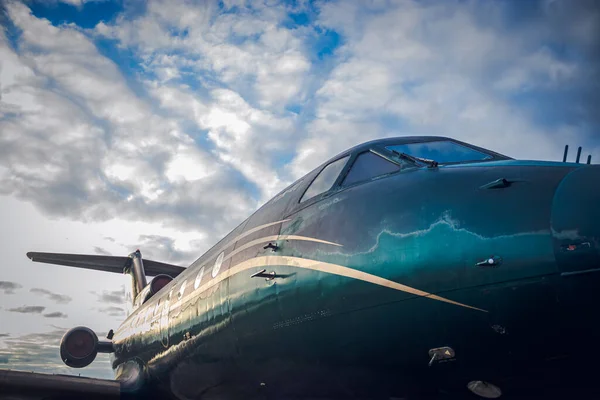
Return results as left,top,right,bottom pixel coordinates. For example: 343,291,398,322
551,165,600,273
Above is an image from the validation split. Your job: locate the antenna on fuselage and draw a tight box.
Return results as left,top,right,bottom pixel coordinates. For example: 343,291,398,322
562,144,593,164
576,146,582,163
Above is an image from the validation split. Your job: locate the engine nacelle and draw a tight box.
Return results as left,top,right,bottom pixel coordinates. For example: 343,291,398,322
141,274,173,304
150,274,172,296
60,327,98,368
60,327,113,368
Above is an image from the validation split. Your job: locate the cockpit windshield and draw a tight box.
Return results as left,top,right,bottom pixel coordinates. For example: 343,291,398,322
386,140,494,165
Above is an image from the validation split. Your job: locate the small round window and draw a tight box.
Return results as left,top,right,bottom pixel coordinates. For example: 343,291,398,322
178,281,186,300
212,252,225,278
194,267,205,290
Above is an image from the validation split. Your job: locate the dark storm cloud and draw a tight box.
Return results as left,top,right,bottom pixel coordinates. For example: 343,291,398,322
93,246,112,256
98,306,126,317
0,281,22,294
0,330,113,378
30,288,72,304
43,312,68,318
7,306,45,314
92,287,126,305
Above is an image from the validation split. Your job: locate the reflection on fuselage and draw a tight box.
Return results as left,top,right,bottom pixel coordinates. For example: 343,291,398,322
103,137,600,399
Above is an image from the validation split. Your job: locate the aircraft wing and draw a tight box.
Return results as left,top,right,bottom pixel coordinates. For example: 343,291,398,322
0,369,120,399
26,252,186,277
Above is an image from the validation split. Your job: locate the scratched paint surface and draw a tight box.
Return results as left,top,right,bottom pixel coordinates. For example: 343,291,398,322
108,138,600,399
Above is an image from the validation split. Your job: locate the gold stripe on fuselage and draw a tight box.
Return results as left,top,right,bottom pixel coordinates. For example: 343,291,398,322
173,254,487,313
221,235,342,265
188,219,292,269
168,234,343,310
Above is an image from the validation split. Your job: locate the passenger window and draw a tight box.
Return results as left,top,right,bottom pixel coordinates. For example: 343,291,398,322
342,151,400,187
178,281,186,300
194,267,205,290
300,156,349,202
212,252,225,278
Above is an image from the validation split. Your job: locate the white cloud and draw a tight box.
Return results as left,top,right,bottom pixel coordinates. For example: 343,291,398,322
56,0,98,6
1,1,255,232
92,0,316,199
97,0,310,108
165,145,214,183
149,82,297,199
495,47,578,92
287,0,598,176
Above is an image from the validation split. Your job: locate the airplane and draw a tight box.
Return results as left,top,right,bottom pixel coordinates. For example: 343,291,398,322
0,135,598,400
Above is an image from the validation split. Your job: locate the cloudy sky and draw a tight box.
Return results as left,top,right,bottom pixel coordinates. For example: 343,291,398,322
0,0,599,379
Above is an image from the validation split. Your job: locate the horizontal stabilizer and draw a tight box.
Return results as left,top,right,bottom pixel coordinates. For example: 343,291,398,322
26,252,186,277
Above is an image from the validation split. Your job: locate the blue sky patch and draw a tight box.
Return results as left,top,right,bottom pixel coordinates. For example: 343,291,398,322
314,29,341,59
283,11,311,28
1,7,21,50
93,37,149,98
29,0,123,29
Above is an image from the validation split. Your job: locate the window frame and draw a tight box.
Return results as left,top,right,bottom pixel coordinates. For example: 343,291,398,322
298,155,351,204
338,148,405,188
286,138,507,216
294,147,412,209
384,140,500,166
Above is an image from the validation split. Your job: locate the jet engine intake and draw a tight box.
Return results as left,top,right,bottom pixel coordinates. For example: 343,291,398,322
141,274,173,304
60,327,113,368
150,274,172,296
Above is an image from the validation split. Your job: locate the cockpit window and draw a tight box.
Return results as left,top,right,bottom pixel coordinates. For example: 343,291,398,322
386,141,493,164
300,156,349,203
342,151,400,187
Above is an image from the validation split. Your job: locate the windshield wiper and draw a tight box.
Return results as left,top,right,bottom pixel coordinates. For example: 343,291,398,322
391,150,439,168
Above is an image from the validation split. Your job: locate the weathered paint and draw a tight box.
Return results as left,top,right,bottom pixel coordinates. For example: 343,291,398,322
108,136,600,399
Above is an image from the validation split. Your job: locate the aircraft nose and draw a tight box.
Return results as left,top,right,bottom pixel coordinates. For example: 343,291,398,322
551,165,600,273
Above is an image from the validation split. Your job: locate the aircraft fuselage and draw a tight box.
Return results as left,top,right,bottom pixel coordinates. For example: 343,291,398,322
109,137,600,399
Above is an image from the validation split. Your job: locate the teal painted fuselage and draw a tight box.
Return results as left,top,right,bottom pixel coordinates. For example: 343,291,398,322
111,137,600,399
